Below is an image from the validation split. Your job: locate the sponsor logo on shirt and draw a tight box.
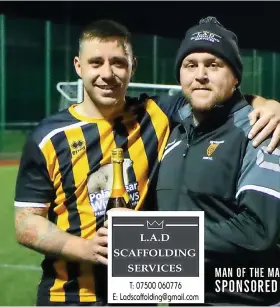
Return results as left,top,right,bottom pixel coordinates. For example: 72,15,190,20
87,159,140,217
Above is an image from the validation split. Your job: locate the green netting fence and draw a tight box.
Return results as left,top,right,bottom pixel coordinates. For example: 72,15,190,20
0,15,279,158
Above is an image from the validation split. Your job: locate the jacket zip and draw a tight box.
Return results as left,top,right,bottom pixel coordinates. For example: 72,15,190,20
174,125,194,210
183,143,190,157
183,124,194,158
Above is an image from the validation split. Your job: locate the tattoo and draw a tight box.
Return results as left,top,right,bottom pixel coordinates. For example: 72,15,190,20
15,207,47,244
15,207,69,257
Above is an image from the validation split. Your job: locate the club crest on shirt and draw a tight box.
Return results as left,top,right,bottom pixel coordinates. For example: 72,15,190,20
203,140,224,161
207,143,220,157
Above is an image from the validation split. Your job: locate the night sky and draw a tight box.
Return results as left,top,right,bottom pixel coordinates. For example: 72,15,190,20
1,1,280,52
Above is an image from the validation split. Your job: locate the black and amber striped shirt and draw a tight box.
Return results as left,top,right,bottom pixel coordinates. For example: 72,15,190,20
14,94,185,303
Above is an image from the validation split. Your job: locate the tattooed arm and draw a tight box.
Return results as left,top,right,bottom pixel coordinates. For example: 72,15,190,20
14,135,108,265
15,207,108,265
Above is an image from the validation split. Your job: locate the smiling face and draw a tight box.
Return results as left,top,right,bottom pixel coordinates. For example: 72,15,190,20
180,52,238,112
74,37,135,109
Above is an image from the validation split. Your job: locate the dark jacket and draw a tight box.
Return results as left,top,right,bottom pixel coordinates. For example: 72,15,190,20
156,91,280,305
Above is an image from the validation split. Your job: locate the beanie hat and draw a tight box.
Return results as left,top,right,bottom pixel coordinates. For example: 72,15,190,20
175,16,243,86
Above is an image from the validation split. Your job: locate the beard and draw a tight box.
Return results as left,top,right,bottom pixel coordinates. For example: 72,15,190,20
186,91,227,113
184,91,230,125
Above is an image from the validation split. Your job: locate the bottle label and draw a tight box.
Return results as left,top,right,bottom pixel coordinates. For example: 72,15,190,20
87,160,140,217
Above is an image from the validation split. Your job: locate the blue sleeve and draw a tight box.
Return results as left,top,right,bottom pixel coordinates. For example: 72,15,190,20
152,92,187,120
205,139,280,253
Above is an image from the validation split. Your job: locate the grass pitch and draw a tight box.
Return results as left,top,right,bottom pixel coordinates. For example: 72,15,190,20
0,166,42,305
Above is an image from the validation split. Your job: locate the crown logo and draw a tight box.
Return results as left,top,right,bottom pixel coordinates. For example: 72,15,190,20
147,221,164,230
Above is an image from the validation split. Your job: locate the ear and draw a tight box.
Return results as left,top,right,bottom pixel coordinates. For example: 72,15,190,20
74,56,82,78
233,77,239,90
131,57,137,78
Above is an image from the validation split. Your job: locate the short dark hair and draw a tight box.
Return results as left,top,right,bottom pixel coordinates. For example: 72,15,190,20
79,19,133,54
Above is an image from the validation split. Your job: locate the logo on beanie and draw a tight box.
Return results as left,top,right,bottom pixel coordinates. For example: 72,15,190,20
191,31,221,43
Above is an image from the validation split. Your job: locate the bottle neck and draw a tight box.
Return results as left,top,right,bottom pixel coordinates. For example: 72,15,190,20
111,161,126,197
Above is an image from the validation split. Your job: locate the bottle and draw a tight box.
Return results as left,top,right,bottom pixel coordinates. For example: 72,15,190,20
104,148,132,222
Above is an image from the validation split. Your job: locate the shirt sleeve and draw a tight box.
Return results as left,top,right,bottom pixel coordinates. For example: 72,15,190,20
152,92,188,120
205,139,280,254
14,134,54,207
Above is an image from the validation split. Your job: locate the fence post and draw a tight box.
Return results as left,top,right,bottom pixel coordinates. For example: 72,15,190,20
153,35,158,84
0,15,6,152
252,49,257,94
272,52,277,98
45,20,51,118
65,22,71,82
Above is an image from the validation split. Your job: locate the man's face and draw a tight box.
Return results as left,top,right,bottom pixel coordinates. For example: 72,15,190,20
180,52,238,112
74,38,135,108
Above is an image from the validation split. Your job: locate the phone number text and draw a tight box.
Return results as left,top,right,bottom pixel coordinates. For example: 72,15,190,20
129,281,182,290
